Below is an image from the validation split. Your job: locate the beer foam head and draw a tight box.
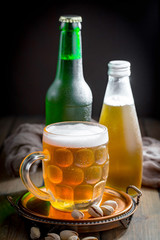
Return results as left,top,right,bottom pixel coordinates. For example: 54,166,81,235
43,122,108,147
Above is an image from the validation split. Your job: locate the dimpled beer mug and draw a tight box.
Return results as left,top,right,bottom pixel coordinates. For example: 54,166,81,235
20,122,109,211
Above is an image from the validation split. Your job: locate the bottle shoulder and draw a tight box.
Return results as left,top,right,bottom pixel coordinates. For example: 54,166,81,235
104,77,134,106
46,78,92,104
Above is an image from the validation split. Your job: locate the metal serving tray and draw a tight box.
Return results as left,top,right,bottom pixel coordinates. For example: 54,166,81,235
8,185,142,233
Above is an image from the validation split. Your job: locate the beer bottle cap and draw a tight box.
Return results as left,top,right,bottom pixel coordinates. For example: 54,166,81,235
59,15,82,23
108,60,131,77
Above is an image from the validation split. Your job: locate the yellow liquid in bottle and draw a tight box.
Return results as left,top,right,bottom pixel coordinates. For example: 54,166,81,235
99,100,143,196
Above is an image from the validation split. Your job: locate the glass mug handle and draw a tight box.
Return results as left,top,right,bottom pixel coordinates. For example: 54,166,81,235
19,152,52,201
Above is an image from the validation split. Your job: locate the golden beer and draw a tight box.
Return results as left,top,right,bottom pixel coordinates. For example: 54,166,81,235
42,122,109,211
99,102,143,195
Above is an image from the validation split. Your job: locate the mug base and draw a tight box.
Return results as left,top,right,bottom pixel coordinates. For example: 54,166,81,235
50,194,103,212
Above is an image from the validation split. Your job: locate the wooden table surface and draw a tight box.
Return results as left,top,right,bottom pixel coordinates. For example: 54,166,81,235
0,116,160,240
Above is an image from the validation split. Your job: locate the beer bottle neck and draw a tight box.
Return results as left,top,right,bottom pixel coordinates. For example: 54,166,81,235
108,75,130,83
56,22,83,81
103,60,134,105
59,22,82,60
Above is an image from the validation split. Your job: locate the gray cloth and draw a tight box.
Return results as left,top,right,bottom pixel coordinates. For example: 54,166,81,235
142,137,160,188
3,123,160,188
4,123,44,177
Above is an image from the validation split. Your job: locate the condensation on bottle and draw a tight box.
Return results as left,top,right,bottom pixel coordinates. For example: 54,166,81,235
45,15,93,125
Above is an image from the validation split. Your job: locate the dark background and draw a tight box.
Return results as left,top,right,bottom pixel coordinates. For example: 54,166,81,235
2,0,159,120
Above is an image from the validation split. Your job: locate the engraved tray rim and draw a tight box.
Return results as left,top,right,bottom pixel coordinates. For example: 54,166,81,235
17,198,137,226
8,185,142,232
13,186,139,226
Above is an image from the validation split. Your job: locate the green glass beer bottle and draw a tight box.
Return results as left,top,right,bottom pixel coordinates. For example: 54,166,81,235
45,15,93,125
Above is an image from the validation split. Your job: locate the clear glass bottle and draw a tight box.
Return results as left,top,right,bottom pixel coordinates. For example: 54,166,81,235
45,15,93,125
99,60,143,195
